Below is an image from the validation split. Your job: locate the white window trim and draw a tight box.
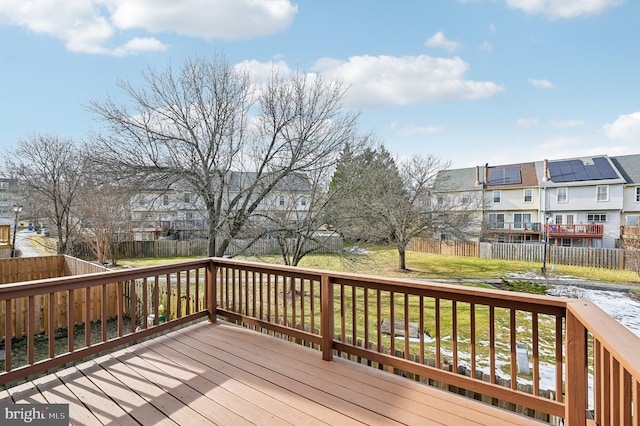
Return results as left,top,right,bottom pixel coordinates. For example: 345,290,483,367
493,190,501,204
523,188,533,203
557,187,568,204
596,185,609,202
635,187,640,203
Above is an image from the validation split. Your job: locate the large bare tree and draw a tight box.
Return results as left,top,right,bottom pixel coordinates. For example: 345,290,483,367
3,134,85,255
330,149,480,271
88,54,360,257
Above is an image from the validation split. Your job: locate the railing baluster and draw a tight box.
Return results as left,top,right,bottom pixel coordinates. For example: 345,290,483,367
84,287,90,347
404,293,409,360
452,300,458,374
510,309,517,390
130,280,137,334
195,268,200,312
622,368,632,425
556,315,563,403
48,292,55,359
142,277,148,329
376,289,381,353
470,302,476,380
5,299,12,371
153,276,159,326
490,306,496,384
435,298,441,370
532,312,539,396
340,284,345,342
364,288,369,352
67,289,74,353
419,295,424,365
252,271,257,318
177,270,182,318
28,295,35,365
101,285,108,342
390,291,395,358
117,282,123,338
300,278,305,333
165,273,171,321
352,285,357,347
283,274,288,327
186,269,191,316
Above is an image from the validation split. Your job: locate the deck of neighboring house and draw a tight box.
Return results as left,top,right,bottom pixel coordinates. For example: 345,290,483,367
0,320,543,425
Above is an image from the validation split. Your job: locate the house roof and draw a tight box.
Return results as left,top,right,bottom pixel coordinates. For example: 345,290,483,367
434,162,539,191
536,155,625,185
611,154,640,184
484,162,538,189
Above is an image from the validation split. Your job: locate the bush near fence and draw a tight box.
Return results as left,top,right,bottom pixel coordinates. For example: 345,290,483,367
72,237,344,260
409,237,640,271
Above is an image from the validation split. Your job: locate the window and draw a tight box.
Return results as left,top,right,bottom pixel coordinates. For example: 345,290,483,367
300,198,307,206
184,193,191,203
493,190,501,203
627,215,640,226
185,212,194,220
596,185,609,201
488,213,505,229
0,181,7,190
523,189,533,203
163,194,169,205
636,187,640,202
279,196,285,206
436,195,444,207
137,195,146,205
557,187,568,203
587,213,607,222
514,213,532,229
462,193,470,204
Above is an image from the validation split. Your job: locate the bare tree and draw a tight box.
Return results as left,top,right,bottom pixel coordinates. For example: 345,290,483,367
3,134,85,255
88,54,360,257
330,149,480,271
75,170,131,264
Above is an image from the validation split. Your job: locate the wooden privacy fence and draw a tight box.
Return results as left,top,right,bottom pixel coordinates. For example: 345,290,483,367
0,256,111,341
409,238,638,271
72,237,344,260
407,238,479,257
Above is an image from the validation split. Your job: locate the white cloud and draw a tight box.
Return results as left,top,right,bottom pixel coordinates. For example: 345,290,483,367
479,41,493,52
0,0,297,55
528,78,556,89
109,0,297,40
425,31,462,53
549,119,586,128
312,54,504,108
506,0,622,19
603,112,640,141
516,117,539,127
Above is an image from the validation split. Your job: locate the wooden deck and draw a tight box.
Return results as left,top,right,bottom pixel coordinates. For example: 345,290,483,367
0,320,545,426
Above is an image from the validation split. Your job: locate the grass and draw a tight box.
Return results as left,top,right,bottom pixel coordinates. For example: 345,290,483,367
119,244,639,286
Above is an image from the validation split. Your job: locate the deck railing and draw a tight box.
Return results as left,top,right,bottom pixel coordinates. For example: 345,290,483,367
546,224,604,238
1,257,639,425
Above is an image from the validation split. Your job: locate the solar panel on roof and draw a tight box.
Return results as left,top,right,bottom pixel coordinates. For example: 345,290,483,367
548,157,618,182
488,166,521,185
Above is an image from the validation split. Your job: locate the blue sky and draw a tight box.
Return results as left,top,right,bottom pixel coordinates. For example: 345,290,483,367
1,0,638,168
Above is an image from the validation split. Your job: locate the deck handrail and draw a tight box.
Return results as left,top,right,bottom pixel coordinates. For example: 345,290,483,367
0,256,638,425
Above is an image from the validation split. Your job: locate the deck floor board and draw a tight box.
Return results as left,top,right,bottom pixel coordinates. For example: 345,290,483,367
3,320,547,425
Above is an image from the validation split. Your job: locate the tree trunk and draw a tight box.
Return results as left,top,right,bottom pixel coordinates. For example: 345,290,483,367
398,247,407,271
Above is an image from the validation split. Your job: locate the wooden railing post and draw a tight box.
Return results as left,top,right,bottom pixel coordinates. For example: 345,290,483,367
565,308,588,426
207,260,217,323
321,273,334,361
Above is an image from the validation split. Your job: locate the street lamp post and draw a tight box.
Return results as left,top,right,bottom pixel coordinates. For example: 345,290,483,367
10,205,23,258
541,213,552,275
